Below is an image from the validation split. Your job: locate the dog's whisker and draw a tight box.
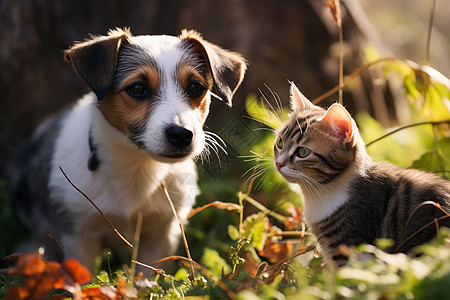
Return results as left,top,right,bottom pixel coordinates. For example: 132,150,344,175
198,131,229,168
204,131,228,155
204,131,227,147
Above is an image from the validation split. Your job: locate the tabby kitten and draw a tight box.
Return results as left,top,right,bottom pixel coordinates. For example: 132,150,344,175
274,83,450,268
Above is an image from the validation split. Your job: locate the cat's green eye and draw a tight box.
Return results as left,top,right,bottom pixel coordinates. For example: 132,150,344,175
297,147,311,158
276,137,283,149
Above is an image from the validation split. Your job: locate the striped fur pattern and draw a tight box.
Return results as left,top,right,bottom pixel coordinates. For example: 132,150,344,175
274,83,450,268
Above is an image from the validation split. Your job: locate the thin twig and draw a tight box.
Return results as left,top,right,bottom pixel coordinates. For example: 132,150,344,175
394,214,449,253
266,231,312,238
426,0,437,64
326,0,344,104
59,166,133,248
155,255,236,298
238,192,287,223
160,181,195,283
131,260,188,285
366,120,450,147
405,200,447,228
129,212,143,285
338,9,344,105
187,201,241,220
311,57,397,104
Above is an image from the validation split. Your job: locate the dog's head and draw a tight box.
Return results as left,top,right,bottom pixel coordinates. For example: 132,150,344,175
64,28,246,163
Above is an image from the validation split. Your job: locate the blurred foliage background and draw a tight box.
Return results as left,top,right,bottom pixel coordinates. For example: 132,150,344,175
1,0,450,298
1,0,449,164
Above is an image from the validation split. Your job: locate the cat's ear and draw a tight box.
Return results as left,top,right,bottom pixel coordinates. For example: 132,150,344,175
289,82,314,111
320,103,356,146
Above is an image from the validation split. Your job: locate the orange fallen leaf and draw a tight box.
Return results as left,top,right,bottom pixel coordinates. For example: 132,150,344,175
63,258,92,285
5,254,64,300
82,287,115,299
4,253,95,300
6,253,46,276
116,276,127,295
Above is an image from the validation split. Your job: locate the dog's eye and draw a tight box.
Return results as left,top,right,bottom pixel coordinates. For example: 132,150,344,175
186,81,205,98
126,82,148,98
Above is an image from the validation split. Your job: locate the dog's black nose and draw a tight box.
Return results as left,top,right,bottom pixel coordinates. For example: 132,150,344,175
165,126,193,147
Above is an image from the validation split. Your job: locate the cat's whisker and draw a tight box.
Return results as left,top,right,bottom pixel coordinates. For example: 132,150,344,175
258,86,286,125
254,127,277,132
272,86,285,121
241,156,274,163
249,164,277,190
254,168,274,190
241,151,277,191
241,163,266,178
262,84,285,123
243,115,278,132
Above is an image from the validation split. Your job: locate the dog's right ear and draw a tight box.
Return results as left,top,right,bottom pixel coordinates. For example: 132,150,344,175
64,28,131,100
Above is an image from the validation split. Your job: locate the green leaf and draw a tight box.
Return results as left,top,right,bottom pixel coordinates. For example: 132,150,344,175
240,212,268,251
404,72,421,99
410,151,446,172
228,225,240,241
173,267,189,282
95,270,109,284
424,85,450,120
363,43,381,63
201,248,231,277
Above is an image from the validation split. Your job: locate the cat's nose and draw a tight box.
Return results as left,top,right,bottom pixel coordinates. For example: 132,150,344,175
275,161,285,170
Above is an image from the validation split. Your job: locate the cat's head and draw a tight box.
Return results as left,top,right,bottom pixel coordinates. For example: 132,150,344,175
274,83,363,186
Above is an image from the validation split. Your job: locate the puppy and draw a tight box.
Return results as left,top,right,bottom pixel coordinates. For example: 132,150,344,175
9,28,246,271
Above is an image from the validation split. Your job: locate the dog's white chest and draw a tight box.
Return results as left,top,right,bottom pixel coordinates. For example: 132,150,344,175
48,96,196,222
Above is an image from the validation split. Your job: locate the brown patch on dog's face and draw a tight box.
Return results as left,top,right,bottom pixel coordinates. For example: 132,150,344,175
177,63,212,124
101,66,159,136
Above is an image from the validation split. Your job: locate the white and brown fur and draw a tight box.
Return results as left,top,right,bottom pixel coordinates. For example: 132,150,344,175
8,28,246,271
274,83,450,268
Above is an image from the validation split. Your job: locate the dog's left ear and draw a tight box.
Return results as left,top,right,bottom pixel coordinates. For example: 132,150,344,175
64,28,131,100
180,30,247,107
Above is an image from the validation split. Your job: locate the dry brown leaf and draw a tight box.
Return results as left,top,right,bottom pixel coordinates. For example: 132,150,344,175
258,240,293,264
326,0,342,26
